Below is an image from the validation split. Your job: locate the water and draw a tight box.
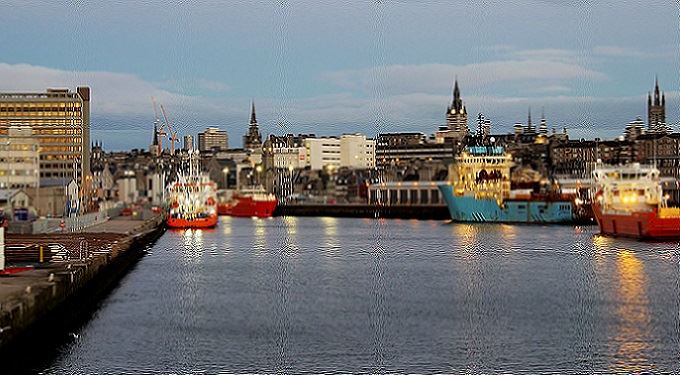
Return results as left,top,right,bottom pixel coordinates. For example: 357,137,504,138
40,217,679,373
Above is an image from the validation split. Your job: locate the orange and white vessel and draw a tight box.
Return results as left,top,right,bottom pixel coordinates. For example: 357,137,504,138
166,150,218,229
592,163,680,240
217,187,277,218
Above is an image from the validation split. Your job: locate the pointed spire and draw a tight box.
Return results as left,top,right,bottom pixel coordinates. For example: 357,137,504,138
453,78,460,100
527,107,532,129
250,100,257,125
655,74,659,90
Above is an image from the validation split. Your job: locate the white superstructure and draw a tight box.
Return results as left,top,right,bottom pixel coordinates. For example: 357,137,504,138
592,163,667,213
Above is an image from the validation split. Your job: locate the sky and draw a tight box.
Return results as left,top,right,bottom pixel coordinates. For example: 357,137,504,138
0,0,678,150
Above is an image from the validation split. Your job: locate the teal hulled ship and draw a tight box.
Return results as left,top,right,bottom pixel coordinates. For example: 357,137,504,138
438,146,574,223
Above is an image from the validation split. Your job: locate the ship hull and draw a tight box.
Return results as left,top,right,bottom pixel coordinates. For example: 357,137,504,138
218,197,277,218
167,214,218,229
439,185,573,223
592,203,680,240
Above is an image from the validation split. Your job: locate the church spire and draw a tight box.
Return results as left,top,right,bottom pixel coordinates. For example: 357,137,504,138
250,100,257,125
445,78,469,138
648,76,667,133
526,107,534,133
450,78,463,112
244,100,263,150
654,76,661,105
453,78,460,101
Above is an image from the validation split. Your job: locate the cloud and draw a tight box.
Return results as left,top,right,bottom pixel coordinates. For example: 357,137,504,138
592,46,647,58
510,48,581,63
158,78,230,94
528,85,572,93
321,59,606,95
0,62,200,115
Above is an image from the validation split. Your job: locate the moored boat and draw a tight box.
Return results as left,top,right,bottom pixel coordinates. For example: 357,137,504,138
438,146,575,223
217,187,277,218
592,163,680,240
166,150,218,229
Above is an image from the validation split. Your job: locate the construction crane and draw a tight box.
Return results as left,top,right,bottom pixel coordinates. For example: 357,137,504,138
152,97,166,152
160,104,178,155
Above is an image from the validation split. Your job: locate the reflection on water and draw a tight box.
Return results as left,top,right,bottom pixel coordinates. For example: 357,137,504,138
452,223,478,252
320,216,340,256
281,215,298,236
611,250,653,372
253,217,267,252
181,228,205,262
40,218,679,373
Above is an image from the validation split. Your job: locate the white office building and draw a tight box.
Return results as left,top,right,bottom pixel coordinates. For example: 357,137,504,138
340,133,375,169
304,134,375,171
304,137,341,170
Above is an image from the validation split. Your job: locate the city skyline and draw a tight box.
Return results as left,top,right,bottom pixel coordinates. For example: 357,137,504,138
0,1,678,150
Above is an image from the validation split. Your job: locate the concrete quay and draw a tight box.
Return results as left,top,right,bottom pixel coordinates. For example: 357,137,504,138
0,213,165,354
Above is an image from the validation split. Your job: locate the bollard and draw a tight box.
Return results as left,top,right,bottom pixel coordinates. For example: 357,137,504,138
39,245,44,263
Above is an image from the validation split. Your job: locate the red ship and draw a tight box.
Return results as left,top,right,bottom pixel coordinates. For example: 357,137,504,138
166,150,218,229
592,164,680,240
217,188,278,218
167,214,218,229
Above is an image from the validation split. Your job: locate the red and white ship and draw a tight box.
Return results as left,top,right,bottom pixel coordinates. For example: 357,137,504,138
217,187,277,218
166,150,218,229
592,163,680,240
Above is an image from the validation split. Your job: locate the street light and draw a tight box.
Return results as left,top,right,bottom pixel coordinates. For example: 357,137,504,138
222,167,229,189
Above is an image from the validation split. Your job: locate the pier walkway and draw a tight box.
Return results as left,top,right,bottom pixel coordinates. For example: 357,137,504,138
0,214,165,351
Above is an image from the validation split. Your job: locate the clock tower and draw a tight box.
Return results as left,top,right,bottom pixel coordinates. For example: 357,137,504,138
445,79,469,140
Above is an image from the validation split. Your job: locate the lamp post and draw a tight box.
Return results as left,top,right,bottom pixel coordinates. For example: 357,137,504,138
222,167,229,189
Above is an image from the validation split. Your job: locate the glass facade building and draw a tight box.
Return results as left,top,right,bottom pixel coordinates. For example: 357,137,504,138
0,87,90,187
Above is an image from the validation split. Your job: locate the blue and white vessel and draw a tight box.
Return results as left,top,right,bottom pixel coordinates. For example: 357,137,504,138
438,146,574,223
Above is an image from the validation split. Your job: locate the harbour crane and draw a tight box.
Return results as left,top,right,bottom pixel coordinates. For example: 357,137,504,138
160,104,179,155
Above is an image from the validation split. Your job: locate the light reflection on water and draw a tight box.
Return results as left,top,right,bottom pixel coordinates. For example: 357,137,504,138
611,250,653,372
253,217,268,253
41,217,679,374
181,228,205,262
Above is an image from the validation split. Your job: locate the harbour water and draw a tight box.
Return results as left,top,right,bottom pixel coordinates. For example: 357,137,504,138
35,217,679,373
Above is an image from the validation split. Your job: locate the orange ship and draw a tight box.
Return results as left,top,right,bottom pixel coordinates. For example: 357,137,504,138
166,150,218,229
592,163,680,240
217,188,277,218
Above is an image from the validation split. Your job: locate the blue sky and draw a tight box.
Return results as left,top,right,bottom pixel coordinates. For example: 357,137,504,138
0,0,678,149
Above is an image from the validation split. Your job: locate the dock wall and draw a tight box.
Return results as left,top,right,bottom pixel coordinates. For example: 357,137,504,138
0,215,165,354
275,204,450,220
